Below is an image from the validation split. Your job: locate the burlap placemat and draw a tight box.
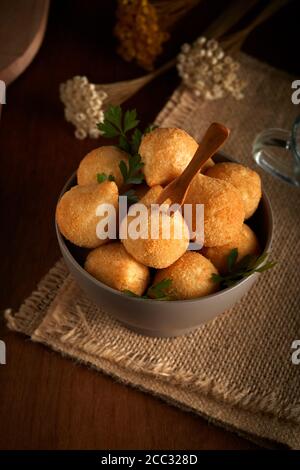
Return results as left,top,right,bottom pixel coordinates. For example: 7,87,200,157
5,54,300,448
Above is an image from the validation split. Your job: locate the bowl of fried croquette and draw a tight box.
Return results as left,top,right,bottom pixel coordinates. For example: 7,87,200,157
56,143,273,337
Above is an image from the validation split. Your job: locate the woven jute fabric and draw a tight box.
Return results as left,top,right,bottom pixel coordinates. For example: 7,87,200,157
5,54,300,448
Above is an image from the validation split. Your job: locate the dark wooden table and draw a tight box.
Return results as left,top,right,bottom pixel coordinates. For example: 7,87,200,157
0,0,298,450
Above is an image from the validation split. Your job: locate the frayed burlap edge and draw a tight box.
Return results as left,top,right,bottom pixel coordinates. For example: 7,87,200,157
5,259,68,336
5,259,300,448
37,278,300,424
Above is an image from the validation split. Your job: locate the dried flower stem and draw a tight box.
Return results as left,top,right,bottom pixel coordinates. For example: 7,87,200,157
154,0,202,31
221,0,290,54
96,58,176,107
204,0,261,42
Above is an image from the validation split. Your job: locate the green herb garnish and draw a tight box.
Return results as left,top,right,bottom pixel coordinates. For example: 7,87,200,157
97,105,158,187
119,153,144,185
130,128,143,154
123,278,173,301
97,172,115,183
144,123,158,134
97,105,144,185
97,106,138,139
122,189,139,204
212,249,277,288
227,247,238,272
123,290,141,298
147,279,173,300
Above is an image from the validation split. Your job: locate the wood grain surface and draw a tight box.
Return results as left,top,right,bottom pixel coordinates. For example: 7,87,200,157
0,0,298,450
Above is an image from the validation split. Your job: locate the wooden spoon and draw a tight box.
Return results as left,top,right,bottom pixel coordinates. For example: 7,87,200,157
156,122,230,206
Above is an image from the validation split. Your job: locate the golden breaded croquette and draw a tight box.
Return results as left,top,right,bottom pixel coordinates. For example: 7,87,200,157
77,145,129,188
139,127,214,187
154,252,219,300
202,224,260,274
85,243,150,296
205,162,262,219
56,181,118,248
185,173,245,247
121,207,189,269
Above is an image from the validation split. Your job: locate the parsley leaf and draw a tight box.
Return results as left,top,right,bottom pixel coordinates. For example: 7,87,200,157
97,105,139,141
147,279,173,300
123,279,173,301
118,135,130,153
97,120,120,138
227,247,238,272
104,105,122,131
97,105,158,187
131,128,143,155
122,290,141,298
124,109,139,133
119,154,144,185
144,123,158,134
97,173,115,183
122,189,139,204
119,160,128,182
212,248,277,288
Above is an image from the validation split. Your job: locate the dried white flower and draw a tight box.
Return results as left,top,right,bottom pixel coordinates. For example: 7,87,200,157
207,39,218,50
215,49,225,60
181,43,190,53
89,128,101,139
97,90,108,100
197,36,206,45
176,36,247,101
75,112,86,122
60,75,107,139
75,128,87,140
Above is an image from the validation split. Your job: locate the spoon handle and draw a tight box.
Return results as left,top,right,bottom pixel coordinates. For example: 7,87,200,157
156,122,230,206
180,122,229,188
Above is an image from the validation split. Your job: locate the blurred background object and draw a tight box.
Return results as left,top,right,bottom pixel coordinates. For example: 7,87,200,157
0,0,49,118
0,0,49,85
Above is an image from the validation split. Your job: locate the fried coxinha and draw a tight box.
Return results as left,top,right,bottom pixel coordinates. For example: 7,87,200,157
56,122,264,300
